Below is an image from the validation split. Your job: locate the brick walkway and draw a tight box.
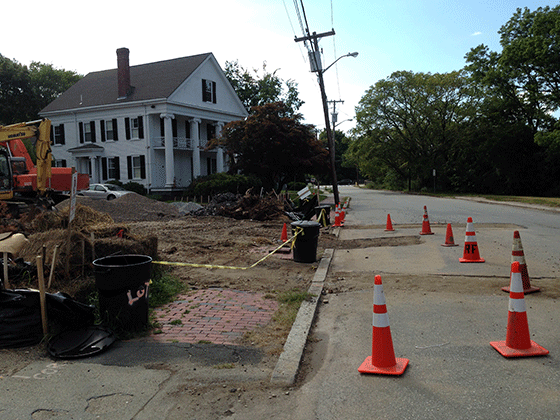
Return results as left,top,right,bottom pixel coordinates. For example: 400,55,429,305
150,288,278,345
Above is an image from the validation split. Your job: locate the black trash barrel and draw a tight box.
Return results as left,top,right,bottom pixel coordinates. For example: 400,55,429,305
291,221,321,263
314,205,331,227
93,255,152,332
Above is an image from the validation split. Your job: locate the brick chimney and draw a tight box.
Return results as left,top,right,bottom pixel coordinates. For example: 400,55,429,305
117,47,131,99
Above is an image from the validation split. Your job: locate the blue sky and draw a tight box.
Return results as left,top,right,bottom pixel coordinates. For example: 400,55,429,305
3,0,555,131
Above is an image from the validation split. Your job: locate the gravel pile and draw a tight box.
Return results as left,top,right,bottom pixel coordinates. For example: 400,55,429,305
56,193,181,222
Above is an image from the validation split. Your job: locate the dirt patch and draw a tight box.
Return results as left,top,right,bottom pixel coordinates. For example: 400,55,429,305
337,236,422,249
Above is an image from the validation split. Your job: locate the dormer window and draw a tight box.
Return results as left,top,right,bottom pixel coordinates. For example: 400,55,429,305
202,79,216,103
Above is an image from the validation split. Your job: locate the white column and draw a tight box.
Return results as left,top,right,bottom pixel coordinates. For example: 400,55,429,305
161,113,175,188
90,156,98,183
190,118,201,179
215,122,225,173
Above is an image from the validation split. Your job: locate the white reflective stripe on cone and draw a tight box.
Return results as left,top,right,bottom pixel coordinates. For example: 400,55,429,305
509,298,526,313
373,285,386,305
373,313,390,328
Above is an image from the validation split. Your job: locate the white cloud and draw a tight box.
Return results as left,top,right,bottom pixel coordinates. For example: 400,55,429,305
471,31,483,36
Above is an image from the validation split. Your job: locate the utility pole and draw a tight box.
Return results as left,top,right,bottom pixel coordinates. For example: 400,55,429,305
295,30,340,205
328,98,344,140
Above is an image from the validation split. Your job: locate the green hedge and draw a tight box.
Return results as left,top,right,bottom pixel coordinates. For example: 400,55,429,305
185,173,262,197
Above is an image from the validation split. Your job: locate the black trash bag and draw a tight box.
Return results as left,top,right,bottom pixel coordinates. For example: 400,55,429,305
0,289,96,349
0,289,43,348
47,292,95,330
294,194,319,221
0,257,33,284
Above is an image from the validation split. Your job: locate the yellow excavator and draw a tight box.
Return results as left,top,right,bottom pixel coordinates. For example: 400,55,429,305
0,118,89,211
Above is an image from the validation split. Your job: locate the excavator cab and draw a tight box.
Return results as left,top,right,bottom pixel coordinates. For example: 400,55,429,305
0,149,14,200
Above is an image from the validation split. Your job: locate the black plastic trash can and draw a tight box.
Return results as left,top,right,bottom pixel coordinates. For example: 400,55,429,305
314,205,331,227
93,255,152,332
291,221,321,263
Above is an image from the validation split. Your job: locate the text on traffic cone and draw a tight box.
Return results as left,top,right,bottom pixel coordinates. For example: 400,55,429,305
459,217,485,263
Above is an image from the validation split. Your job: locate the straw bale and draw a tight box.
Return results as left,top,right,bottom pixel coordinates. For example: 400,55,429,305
93,236,158,260
32,204,113,232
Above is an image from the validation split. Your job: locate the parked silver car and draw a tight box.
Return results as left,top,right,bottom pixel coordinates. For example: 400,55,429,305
78,184,132,200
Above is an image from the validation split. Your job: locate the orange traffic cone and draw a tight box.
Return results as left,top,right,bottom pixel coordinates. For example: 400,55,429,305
333,206,342,227
490,261,549,358
419,206,434,235
281,223,288,242
459,217,484,263
501,231,539,294
441,223,458,247
358,275,409,375
385,214,395,232
340,204,346,224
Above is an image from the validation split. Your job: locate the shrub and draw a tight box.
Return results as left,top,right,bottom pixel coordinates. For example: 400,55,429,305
184,173,262,197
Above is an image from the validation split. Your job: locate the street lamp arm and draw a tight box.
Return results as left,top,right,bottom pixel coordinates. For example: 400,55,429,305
323,52,359,73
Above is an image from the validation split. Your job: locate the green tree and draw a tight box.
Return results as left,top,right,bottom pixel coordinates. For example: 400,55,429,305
208,102,328,190
0,55,81,124
352,70,477,191
224,60,304,116
0,54,34,124
464,5,560,195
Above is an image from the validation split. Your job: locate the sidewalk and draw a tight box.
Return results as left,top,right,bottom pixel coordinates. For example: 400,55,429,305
150,288,278,345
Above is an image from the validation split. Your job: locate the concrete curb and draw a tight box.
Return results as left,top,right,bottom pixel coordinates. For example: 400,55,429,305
270,248,333,386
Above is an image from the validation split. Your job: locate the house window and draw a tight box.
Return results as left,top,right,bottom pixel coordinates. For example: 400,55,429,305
84,123,93,142
202,79,217,103
53,159,67,167
53,124,65,145
125,116,144,140
101,119,118,141
101,157,120,180
79,121,96,143
207,124,216,141
127,155,146,179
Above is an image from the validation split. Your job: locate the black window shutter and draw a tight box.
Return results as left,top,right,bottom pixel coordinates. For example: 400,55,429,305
114,157,120,180
90,121,96,143
127,156,132,179
62,159,67,167
101,157,108,180
138,116,144,139
60,124,65,145
113,119,118,141
160,118,165,137
100,120,106,142
140,155,146,179
172,119,177,137
79,122,84,143
212,81,217,103
125,117,131,140
202,79,206,101
50,125,54,144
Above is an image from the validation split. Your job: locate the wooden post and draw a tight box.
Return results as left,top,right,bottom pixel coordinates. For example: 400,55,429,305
3,252,9,289
48,244,60,289
36,255,48,336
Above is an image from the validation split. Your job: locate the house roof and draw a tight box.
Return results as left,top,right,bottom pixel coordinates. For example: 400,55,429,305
41,53,212,113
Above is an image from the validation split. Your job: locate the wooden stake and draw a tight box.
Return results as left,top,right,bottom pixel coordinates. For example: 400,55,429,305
3,252,9,289
36,255,48,336
48,244,60,289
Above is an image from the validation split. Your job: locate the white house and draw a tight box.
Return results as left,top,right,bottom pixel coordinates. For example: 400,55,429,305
40,48,248,193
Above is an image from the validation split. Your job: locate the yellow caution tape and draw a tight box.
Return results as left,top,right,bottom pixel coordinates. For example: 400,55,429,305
153,229,302,270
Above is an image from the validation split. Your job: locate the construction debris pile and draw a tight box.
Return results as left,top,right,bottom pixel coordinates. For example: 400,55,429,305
192,192,285,221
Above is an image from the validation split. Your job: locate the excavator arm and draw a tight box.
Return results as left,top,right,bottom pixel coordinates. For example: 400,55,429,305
0,119,52,195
